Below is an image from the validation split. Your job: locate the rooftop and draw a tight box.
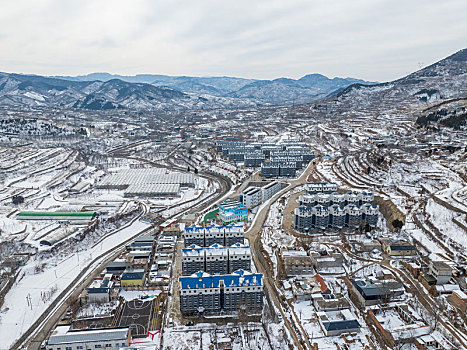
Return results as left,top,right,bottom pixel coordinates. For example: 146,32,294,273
48,328,129,345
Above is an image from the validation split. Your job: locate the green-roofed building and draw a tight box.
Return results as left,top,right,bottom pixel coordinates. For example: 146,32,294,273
17,211,97,221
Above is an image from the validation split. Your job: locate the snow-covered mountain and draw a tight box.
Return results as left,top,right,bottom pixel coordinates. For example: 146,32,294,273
325,49,467,113
56,72,377,105
0,73,261,111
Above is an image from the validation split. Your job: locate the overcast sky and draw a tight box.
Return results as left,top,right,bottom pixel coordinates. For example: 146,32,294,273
0,0,465,82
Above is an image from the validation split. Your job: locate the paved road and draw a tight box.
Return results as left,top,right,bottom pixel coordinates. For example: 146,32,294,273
19,204,151,350
244,161,318,350
326,242,467,349
21,163,233,350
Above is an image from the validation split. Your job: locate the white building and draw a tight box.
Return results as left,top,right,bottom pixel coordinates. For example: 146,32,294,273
86,274,113,303
241,187,263,209
46,327,130,350
262,181,281,201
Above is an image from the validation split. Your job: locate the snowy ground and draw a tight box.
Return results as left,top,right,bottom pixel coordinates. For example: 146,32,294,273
0,219,151,349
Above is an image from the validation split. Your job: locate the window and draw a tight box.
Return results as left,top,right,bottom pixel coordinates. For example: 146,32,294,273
77,346,84,349
95,346,102,349
66,347,72,350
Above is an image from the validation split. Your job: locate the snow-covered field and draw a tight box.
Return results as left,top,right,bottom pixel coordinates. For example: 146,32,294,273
0,219,151,348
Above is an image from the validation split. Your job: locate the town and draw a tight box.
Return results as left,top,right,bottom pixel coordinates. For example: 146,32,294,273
0,90,466,350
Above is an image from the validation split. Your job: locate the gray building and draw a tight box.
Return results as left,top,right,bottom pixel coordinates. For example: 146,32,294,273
182,243,251,275
261,162,280,178
294,204,378,231
184,224,245,247
244,153,266,167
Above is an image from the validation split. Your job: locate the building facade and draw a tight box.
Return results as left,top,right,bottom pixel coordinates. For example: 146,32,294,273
182,243,251,275
179,270,263,314
184,224,245,247
218,199,248,224
46,328,130,350
294,186,379,232
262,181,281,202
240,187,263,209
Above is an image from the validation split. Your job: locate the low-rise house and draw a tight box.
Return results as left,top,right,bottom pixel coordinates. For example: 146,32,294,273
313,293,350,311
448,290,467,313
120,268,145,287
2,254,29,269
105,260,128,276
281,250,314,277
181,213,197,226
367,304,430,348
312,251,345,274
350,278,404,307
317,309,361,336
381,239,416,256
46,326,130,350
428,261,453,285
414,332,456,350
86,275,114,303
292,275,328,301
156,234,177,252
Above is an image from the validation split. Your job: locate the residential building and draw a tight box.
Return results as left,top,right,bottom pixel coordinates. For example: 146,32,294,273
105,260,128,276
428,261,453,284
262,181,281,201
350,278,404,307
244,152,265,167
305,182,338,194
317,309,361,336
182,243,251,275
179,270,263,314
368,304,430,348
86,275,113,303
240,187,263,209
294,203,378,232
184,224,245,247
448,290,467,313
312,293,350,311
281,250,314,277
261,162,280,178
380,239,417,256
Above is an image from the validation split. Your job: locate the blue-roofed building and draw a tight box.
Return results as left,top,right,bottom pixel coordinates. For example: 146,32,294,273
179,270,263,314
121,268,145,287
218,199,248,225
317,309,361,336
86,275,114,303
46,327,130,350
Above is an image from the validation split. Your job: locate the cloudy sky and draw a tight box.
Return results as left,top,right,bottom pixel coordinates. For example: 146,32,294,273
0,0,465,82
